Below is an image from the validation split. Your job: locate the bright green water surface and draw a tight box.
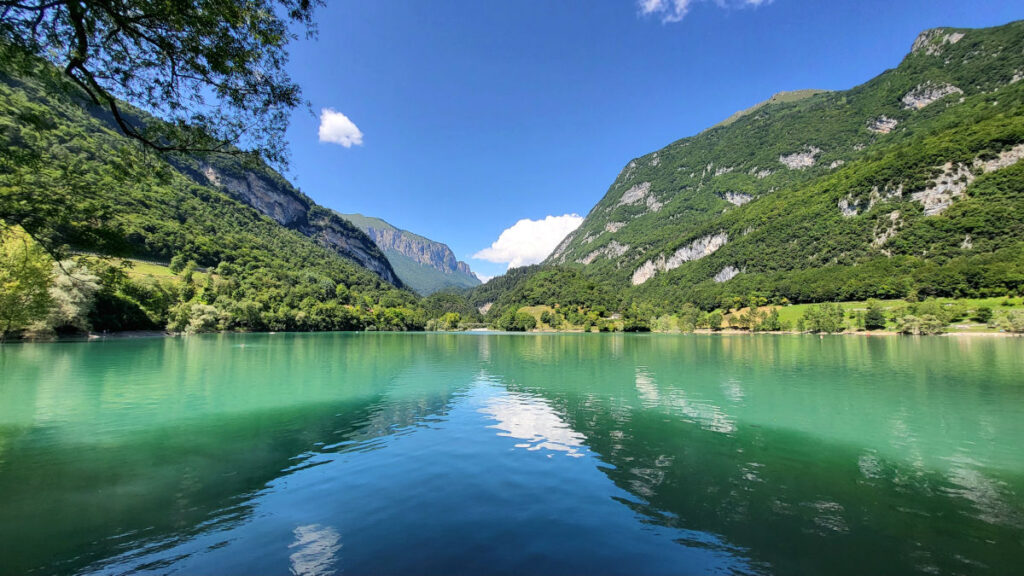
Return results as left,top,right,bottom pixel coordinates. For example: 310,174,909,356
1,333,1023,575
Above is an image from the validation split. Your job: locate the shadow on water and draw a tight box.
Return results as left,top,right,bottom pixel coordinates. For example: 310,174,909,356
0,333,1022,575
0,333,478,575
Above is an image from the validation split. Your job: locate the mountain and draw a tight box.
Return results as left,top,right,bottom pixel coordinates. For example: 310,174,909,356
0,49,424,333
179,158,403,287
712,89,827,129
339,213,481,295
511,21,1024,313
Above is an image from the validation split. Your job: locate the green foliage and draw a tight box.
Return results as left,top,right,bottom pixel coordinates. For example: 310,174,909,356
801,303,846,333
895,314,947,335
0,0,322,165
496,310,537,332
995,310,1024,332
35,259,99,334
472,266,621,323
0,226,53,336
420,291,482,323
435,312,461,331
677,303,702,332
0,58,426,335
974,306,993,323
622,316,650,332
756,308,783,332
864,299,888,330
704,310,724,331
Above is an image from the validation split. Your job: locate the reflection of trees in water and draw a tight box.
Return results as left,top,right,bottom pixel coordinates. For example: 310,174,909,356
488,334,1024,576
0,333,480,575
3,334,1023,575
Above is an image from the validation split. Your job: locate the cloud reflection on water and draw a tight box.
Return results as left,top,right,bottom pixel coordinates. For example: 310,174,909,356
479,385,588,458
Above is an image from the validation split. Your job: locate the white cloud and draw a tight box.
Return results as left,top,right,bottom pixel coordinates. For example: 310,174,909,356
318,108,364,147
474,272,494,283
473,214,584,270
639,0,771,23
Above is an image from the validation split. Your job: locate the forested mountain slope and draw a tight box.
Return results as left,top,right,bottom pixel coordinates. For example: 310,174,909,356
0,51,423,333
519,21,1024,312
339,213,480,295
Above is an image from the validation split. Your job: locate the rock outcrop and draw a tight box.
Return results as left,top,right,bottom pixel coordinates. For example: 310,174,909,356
867,116,899,134
911,28,966,56
779,147,821,170
616,182,663,212
714,266,741,283
193,162,402,287
578,241,629,265
724,192,752,206
338,213,480,294
901,83,963,110
631,233,728,285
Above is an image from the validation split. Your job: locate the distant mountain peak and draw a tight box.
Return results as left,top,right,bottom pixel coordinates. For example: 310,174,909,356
338,213,480,295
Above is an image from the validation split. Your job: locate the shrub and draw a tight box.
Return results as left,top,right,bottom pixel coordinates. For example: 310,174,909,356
864,300,887,330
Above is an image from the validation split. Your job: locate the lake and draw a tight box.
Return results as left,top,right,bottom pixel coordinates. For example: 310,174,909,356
1,333,1022,575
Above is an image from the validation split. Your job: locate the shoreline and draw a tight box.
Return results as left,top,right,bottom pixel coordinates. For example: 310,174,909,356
4,328,1021,344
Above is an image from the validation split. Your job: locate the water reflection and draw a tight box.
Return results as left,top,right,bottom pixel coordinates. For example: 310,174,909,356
288,524,342,576
481,385,588,457
0,333,1022,575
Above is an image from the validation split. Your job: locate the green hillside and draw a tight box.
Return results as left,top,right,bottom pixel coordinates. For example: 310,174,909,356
476,22,1024,320
712,89,828,129
0,49,424,335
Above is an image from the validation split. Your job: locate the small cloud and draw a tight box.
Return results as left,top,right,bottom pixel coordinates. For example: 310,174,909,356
318,108,364,147
474,272,494,283
473,214,584,270
639,0,771,23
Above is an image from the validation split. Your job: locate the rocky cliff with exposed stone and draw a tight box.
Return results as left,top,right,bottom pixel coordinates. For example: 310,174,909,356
179,159,403,287
338,213,480,295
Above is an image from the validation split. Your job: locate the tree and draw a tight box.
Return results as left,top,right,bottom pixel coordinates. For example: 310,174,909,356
1,0,322,165
439,312,461,331
802,303,845,333
706,310,723,331
757,308,782,332
864,300,887,330
995,310,1024,333
39,259,100,334
0,227,53,337
496,309,537,332
896,314,946,335
973,306,993,323
622,306,651,332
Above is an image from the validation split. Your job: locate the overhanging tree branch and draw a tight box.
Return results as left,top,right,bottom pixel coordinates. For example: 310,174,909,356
0,0,322,166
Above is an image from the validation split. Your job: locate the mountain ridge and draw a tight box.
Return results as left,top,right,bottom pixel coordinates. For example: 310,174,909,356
474,20,1024,318
338,212,480,295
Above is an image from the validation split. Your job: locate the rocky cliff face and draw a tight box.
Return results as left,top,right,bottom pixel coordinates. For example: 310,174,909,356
186,161,403,287
338,213,480,295
362,225,474,276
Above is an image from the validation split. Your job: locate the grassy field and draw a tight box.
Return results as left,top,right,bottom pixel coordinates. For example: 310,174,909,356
516,297,1024,334
518,305,623,332
770,297,1023,332
113,259,210,285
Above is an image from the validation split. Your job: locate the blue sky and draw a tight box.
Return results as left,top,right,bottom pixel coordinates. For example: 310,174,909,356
282,0,1024,280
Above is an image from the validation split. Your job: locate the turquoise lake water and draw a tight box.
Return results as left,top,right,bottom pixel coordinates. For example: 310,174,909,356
1,333,1022,575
